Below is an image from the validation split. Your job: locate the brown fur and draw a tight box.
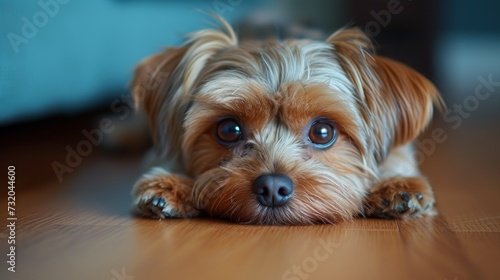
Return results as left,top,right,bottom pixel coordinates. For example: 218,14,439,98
327,28,443,162
130,17,441,225
364,177,436,219
132,47,187,156
132,169,199,218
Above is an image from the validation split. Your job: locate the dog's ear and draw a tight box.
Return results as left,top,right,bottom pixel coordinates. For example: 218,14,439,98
370,56,443,146
131,16,238,160
131,47,187,158
327,28,442,160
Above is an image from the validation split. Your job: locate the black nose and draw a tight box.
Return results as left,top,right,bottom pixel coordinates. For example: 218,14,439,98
252,174,294,207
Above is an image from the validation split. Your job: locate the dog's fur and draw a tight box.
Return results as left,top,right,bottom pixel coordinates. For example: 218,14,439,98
131,17,442,225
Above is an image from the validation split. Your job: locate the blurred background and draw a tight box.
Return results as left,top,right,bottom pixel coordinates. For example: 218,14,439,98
1,0,500,188
2,2,500,278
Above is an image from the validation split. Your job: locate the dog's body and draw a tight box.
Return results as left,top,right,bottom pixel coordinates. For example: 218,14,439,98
131,18,441,225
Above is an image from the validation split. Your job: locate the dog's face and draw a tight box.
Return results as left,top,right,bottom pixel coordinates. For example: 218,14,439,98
133,19,440,224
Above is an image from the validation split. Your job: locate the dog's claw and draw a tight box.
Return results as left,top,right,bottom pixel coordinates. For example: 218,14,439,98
399,192,411,202
147,196,166,218
381,198,390,206
416,192,423,201
394,200,410,213
151,196,166,208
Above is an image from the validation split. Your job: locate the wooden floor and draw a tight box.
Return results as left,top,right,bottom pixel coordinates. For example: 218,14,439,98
1,108,500,280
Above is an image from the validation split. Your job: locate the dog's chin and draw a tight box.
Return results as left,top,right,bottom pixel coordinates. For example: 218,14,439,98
215,205,318,225
193,172,361,225
206,195,350,225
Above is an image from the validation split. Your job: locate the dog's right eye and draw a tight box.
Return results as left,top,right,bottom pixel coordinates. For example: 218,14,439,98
216,119,242,145
308,119,337,149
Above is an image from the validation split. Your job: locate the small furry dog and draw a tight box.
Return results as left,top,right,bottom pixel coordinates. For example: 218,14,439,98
131,17,442,225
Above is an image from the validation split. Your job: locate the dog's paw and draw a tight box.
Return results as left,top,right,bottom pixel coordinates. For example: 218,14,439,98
134,193,192,219
132,168,199,219
365,177,436,219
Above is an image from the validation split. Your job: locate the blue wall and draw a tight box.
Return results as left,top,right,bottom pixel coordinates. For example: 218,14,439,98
0,0,249,124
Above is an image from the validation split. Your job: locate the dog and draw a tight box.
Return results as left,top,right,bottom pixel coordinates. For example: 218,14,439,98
130,16,442,225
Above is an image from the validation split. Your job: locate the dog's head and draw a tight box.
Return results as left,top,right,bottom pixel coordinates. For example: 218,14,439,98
132,17,440,224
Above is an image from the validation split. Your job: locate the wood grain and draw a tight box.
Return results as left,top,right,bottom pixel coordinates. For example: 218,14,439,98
1,116,500,280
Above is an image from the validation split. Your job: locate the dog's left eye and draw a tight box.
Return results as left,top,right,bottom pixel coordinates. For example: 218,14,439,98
216,119,242,145
308,120,337,149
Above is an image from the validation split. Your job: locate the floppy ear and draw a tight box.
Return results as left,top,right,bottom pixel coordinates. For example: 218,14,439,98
131,47,187,158
327,28,442,161
371,56,442,146
131,16,238,160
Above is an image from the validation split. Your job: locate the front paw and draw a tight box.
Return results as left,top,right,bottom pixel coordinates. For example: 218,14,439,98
132,168,199,219
365,177,436,219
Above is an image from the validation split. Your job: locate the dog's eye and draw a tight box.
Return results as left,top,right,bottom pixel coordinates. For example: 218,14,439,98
216,119,242,145
308,120,337,149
